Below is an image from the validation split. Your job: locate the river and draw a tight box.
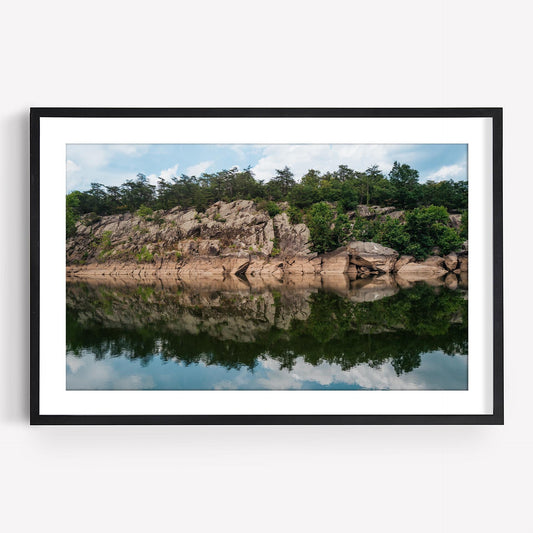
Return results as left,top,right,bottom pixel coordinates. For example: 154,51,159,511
66,274,468,390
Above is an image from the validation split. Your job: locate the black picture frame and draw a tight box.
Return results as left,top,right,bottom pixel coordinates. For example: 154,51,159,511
30,107,503,425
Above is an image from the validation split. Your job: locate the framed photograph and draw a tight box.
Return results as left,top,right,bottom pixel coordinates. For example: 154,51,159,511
30,108,503,425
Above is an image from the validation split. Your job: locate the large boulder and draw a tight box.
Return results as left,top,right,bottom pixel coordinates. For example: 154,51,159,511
444,252,458,271
347,241,399,273
321,248,350,274
396,262,448,280
387,210,405,221
394,255,415,272
423,256,445,268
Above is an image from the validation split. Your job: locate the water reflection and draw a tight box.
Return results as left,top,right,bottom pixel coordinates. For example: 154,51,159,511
66,274,468,390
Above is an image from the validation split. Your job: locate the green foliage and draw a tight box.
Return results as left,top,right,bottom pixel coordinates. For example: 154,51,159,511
67,282,466,378
66,160,469,260
307,202,335,254
136,285,154,302
403,206,462,258
96,231,113,262
388,161,421,209
66,162,467,228
86,213,102,226
66,191,81,237
136,246,154,263
266,201,281,218
287,206,303,224
100,230,112,249
307,203,351,253
374,217,410,253
136,205,153,220
175,251,182,260
266,167,295,200
351,216,376,242
271,237,281,257
331,212,351,248
358,206,463,259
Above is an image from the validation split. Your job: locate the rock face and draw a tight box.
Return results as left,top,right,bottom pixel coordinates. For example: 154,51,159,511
347,241,399,274
321,248,350,274
394,255,415,271
444,252,458,271
423,256,445,268
396,262,448,280
449,213,462,230
67,200,468,283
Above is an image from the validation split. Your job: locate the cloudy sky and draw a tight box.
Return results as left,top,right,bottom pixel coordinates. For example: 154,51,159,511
67,351,467,391
66,143,467,192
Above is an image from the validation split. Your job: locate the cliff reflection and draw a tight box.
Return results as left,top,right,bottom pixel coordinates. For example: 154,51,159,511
66,275,467,385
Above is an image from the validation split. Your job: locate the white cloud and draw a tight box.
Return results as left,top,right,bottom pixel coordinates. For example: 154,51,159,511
257,355,427,390
66,355,85,373
250,145,403,181
160,163,179,180
66,144,148,170
66,159,80,174
146,163,179,186
185,160,213,176
425,163,466,182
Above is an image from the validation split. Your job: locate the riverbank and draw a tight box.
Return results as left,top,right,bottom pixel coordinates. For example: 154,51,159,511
67,199,467,283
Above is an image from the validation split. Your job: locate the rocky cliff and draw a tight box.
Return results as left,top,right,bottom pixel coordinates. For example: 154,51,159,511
66,200,467,282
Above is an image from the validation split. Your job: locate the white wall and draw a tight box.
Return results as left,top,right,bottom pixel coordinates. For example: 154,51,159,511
0,1,530,532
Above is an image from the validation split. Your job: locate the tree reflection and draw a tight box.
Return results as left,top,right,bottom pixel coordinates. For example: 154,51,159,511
66,280,467,377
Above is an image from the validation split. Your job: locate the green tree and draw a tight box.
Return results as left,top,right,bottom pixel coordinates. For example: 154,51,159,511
66,191,82,237
269,166,295,198
389,161,421,209
307,203,350,253
404,205,462,258
361,165,383,205
307,202,335,254
374,217,410,254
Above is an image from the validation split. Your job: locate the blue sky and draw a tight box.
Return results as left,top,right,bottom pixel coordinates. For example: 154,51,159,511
66,143,467,192
67,351,467,390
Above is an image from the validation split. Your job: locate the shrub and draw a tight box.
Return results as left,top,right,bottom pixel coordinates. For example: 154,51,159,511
307,202,335,254
136,205,153,220
307,202,351,254
266,201,281,218
403,205,462,258
136,246,154,263
271,237,281,257
86,213,102,226
287,205,303,224
100,230,112,249
373,218,410,255
351,216,376,242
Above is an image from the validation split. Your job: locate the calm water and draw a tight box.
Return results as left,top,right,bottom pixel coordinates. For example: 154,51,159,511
66,275,468,390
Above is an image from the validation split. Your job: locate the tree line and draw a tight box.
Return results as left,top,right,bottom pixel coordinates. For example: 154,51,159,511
67,161,467,218
66,162,468,258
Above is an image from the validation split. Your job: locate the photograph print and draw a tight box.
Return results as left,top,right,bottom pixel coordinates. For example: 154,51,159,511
65,142,469,391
